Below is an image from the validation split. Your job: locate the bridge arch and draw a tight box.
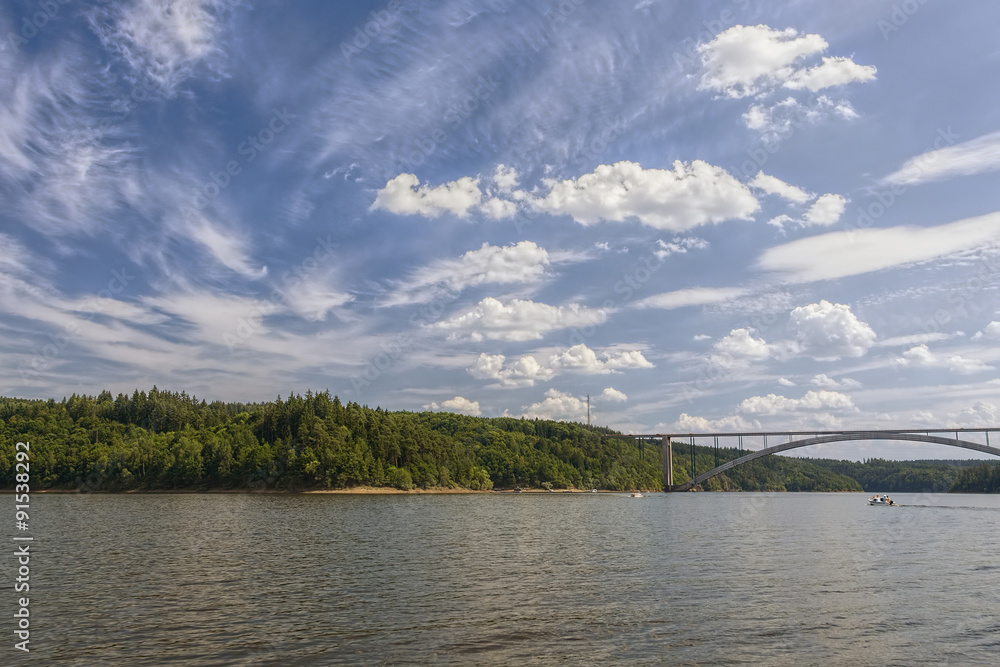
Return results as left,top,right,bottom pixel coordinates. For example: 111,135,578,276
670,431,1000,492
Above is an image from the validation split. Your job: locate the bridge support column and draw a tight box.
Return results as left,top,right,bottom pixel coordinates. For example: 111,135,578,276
662,436,673,491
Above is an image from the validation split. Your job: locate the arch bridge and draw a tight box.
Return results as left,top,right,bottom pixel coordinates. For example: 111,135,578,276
616,429,1000,492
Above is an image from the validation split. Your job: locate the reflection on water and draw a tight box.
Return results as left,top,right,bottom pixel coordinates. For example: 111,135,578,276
14,492,1000,665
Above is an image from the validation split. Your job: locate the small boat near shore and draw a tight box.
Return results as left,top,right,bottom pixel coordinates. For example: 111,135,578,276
630,491,643,498
868,493,896,506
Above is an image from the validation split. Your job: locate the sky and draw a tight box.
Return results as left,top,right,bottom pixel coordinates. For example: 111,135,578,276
3,0,1000,460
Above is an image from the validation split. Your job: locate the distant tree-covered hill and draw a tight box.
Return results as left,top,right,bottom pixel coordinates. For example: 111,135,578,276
1,389,995,493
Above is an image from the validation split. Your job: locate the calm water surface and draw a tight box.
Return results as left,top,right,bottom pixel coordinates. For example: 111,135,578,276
9,492,1000,665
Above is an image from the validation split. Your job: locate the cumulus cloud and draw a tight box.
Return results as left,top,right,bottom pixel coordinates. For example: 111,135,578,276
973,321,1000,341
749,172,813,203
468,344,652,387
783,56,877,92
533,160,759,231
520,389,589,422
468,352,554,387
709,328,772,368
479,197,518,219
424,396,482,416
894,344,994,375
809,373,862,390
739,390,856,415
493,164,519,192
387,241,550,305
789,300,876,359
802,194,848,226
777,377,796,387
436,297,606,341
882,130,1000,187
698,25,828,98
698,25,874,99
372,173,483,217
600,387,628,402
765,192,847,230
674,413,761,431
953,401,1000,427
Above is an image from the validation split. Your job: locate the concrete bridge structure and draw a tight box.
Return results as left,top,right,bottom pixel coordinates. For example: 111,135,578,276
619,429,1000,492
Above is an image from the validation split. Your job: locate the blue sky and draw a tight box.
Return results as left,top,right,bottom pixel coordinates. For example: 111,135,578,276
4,0,1000,460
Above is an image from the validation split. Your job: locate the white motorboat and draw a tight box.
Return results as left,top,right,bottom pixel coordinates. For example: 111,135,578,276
868,494,896,506
630,491,643,498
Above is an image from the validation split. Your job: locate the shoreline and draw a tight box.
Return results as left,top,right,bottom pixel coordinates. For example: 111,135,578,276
7,486,647,495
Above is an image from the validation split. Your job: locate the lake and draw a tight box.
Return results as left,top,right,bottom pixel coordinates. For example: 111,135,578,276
9,492,1000,665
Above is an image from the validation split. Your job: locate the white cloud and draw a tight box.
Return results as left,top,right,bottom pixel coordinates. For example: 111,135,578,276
550,344,654,373
654,236,709,259
184,210,267,279
520,388,589,422
281,270,352,322
739,390,856,415
709,328,771,368
533,160,759,231
600,387,628,402
789,300,876,359
698,25,874,99
479,197,518,219
635,286,748,310
371,173,482,217
756,212,1000,283
777,377,796,387
894,344,994,375
953,401,1000,427
784,56,877,92
468,352,554,387
973,322,1000,341
388,241,550,305
493,164,519,192
88,0,227,94
674,413,761,431
749,172,813,203
802,194,848,226
877,332,955,347
882,130,1000,187
436,297,607,341
468,343,652,387
742,96,859,140
424,396,482,416
698,25,828,98
810,373,862,390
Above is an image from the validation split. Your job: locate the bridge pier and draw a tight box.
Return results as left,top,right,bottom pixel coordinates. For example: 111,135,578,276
662,436,673,491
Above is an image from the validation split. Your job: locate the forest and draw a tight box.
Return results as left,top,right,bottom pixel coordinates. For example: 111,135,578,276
0,388,997,493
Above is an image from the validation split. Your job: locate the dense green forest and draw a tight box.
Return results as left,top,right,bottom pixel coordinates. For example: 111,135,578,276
949,462,1000,493
1,389,997,493
804,457,988,493
0,389,662,491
